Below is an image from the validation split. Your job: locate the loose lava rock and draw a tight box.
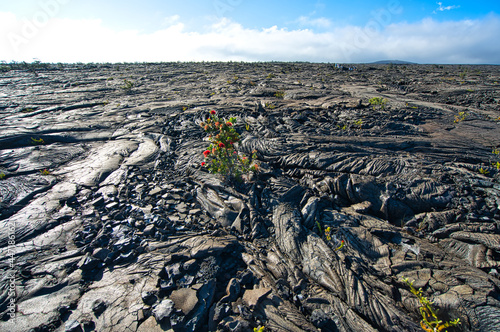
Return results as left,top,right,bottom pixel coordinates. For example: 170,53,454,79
0,62,500,331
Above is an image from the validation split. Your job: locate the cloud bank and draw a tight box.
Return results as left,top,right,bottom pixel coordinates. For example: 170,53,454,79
1,11,499,64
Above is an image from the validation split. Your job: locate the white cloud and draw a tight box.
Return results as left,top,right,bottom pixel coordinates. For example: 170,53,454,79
434,2,460,13
163,15,180,27
296,15,332,29
0,12,499,64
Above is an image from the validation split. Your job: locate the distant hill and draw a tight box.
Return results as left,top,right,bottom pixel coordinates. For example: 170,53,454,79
370,60,417,65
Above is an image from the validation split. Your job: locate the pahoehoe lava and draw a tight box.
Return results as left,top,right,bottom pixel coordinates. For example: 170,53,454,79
1,62,499,331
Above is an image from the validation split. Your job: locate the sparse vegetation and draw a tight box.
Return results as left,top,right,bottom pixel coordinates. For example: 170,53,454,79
323,226,345,251
315,220,322,235
120,79,134,91
479,167,490,175
0,172,5,180
369,97,387,110
31,137,45,145
401,277,461,332
454,111,467,124
274,90,285,99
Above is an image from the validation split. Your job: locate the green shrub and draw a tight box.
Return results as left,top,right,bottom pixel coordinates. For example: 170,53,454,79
200,110,258,183
369,97,387,110
401,277,460,332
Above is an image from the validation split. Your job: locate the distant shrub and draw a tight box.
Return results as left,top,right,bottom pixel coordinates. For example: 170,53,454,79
369,97,387,110
120,79,134,91
274,90,285,99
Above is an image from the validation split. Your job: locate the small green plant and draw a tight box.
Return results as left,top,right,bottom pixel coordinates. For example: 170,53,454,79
31,137,45,145
274,90,285,99
40,169,51,175
454,111,467,124
325,226,332,241
492,148,499,155
254,326,264,332
264,103,276,109
479,167,490,175
401,277,461,332
266,73,275,79
0,172,5,180
324,227,345,251
369,97,387,110
316,221,322,235
354,119,363,128
120,79,134,91
493,161,500,170
245,123,250,131
337,124,347,130
335,240,345,251
200,110,259,183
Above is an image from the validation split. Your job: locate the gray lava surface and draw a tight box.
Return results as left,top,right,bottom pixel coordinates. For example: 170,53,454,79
1,62,500,332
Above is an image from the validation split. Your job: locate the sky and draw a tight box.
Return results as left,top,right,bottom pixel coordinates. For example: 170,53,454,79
1,0,499,64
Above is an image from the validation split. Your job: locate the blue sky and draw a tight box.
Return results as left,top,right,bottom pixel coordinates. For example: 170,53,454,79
1,0,499,63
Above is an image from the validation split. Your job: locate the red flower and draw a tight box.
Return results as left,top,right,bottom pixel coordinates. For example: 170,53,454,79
210,110,216,115
226,121,232,126
201,162,206,166
215,122,220,127
203,150,211,157
218,143,225,148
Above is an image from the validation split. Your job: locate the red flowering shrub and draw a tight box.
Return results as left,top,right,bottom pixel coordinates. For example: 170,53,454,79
200,110,259,182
